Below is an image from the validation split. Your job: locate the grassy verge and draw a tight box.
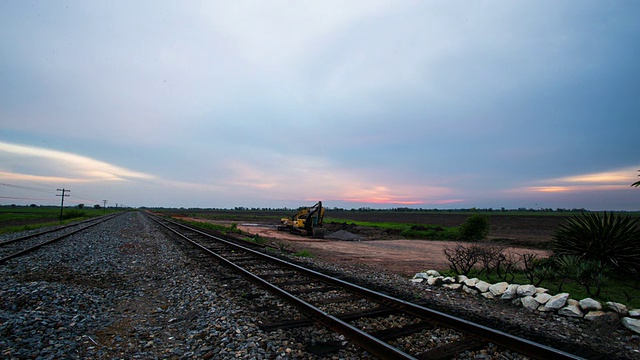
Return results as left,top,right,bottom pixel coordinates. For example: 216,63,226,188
325,218,460,240
179,220,241,235
0,207,120,235
176,218,312,258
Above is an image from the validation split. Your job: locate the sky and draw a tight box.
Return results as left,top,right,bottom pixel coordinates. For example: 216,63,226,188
1,1,639,210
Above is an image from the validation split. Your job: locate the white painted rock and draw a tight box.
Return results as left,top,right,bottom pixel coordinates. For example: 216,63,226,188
414,272,429,279
443,283,461,290
427,276,443,286
621,317,640,335
481,292,495,299
559,304,583,318
489,282,509,296
521,296,539,311
426,270,441,277
584,310,606,321
463,285,478,295
517,284,537,297
475,280,491,293
442,276,456,284
457,274,468,283
463,278,478,287
606,301,629,316
500,284,520,300
579,298,602,311
544,293,570,310
538,305,554,312
534,293,552,305
410,278,424,283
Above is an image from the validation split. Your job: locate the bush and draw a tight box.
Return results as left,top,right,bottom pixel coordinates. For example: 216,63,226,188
62,210,86,220
554,255,611,297
552,212,640,275
458,214,489,241
521,253,556,286
443,242,483,276
400,225,458,240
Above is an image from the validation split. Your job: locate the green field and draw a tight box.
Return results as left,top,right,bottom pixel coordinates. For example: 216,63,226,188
0,206,121,235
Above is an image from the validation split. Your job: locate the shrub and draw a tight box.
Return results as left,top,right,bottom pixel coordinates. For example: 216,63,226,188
521,254,554,286
443,242,481,275
552,212,640,275
554,255,611,297
458,214,489,241
494,252,520,283
294,249,314,258
62,210,86,220
476,243,507,276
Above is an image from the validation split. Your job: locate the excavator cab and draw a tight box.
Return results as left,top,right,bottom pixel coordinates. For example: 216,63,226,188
278,201,325,239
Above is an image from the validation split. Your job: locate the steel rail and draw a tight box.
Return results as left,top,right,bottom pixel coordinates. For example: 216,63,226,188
0,212,120,246
0,212,123,264
148,213,584,360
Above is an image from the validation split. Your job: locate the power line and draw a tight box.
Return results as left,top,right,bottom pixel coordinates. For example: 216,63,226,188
1,182,118,207
0,196,55,201
70,192,100,204
0,182,56,194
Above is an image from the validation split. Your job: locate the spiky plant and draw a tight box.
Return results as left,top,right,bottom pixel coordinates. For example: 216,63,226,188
552,212,640,275
633,170,640,187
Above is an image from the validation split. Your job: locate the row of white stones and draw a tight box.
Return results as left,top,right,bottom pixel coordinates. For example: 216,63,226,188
411,270,640,335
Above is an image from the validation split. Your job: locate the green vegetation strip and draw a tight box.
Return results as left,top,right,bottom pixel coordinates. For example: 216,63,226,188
325,218,461,240
0,207,119,235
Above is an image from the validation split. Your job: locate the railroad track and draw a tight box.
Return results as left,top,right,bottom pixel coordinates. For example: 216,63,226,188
0,212,123,264
146,212,584,360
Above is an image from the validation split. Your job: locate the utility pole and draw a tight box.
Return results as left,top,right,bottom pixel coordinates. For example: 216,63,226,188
102,200,108,213
57,188,70,223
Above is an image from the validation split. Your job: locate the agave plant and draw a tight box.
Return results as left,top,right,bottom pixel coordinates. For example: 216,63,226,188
552,212,640,275
633,170,640,187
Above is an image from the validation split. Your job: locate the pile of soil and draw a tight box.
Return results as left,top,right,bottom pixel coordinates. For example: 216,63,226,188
325,229,363,241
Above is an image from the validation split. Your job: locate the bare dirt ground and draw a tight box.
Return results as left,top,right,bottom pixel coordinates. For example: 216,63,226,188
236,225,550,277
182,213,560,277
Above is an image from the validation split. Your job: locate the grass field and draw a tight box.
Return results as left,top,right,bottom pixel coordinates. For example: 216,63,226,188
0,206,121,235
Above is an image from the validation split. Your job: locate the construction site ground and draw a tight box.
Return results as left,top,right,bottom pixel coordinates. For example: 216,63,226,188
183,213,560,277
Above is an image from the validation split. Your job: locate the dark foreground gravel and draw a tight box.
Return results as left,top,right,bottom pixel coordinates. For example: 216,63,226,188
1,211,639,359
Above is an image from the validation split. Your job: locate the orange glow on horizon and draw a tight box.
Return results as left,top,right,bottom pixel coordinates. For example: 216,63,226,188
527,185,629,193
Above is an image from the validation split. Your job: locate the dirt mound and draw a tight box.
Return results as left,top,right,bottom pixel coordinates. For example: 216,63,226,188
326,230,364,241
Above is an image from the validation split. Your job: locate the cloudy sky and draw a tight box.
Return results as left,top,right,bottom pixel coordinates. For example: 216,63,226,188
1,1,639,210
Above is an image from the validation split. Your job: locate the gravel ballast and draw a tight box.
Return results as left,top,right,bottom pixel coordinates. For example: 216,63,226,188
1,212,639,359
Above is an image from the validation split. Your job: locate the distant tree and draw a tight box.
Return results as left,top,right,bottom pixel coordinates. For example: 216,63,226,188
30,204,37,208
77,203,85,209
94,204,101,209
632,170,640,187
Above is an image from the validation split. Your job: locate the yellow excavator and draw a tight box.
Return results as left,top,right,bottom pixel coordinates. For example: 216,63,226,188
278,201,325,239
